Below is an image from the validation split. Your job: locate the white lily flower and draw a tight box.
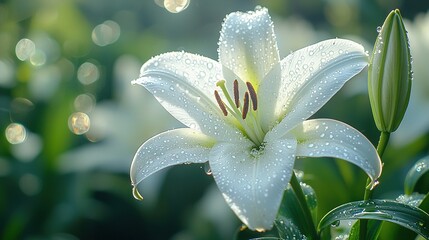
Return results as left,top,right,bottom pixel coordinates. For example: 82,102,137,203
131,7,382,231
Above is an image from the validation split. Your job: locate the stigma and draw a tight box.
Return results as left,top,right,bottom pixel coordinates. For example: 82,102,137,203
214,79,264,145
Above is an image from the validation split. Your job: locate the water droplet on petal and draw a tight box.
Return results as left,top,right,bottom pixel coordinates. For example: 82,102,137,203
204,162,212,175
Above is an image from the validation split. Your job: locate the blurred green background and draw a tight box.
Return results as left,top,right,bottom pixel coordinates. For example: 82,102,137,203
1,0,429,239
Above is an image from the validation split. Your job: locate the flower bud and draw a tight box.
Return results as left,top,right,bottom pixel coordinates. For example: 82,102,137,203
368,9,412,133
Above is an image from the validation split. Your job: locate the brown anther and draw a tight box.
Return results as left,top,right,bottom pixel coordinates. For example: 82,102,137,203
246,82,258,111
242,92,249,119
214,90,228,116
233,79,240,108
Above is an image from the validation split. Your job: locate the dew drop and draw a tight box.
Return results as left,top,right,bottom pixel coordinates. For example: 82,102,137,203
331,220,340,228
204,162,212,175
376,26,382,33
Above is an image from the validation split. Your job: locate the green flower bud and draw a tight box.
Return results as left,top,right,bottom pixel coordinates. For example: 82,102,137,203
368,9,412,133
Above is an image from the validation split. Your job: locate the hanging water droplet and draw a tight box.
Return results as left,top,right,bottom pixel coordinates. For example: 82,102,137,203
376,26,382,33
331,220,340,228
368,180,379,190
163,0,190,13
204,162,212,175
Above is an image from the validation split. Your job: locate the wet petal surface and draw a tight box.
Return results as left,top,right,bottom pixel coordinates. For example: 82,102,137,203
292,119,382,183
218,7,280,86
261,39,367,140
209,138,297,230
131,128,215,187
134,52,242,142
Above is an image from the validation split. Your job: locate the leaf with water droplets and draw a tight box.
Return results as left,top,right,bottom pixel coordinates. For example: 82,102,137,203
318,199,429,239
261,39,368,140
276,179,317,239
275,216,307,240
130,128,214,191
404,156,429,195
209,138,297,231
219,6,280,87
291,119,382,184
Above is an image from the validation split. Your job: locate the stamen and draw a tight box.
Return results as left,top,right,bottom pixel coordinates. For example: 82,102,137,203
242,92,249,119
233,79,240,108
214,90,228,116
246,82,258,111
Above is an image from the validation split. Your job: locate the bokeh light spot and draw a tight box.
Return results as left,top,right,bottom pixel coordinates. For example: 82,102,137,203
92,20,121,46
77,62,99,85
15,38,35,61
5,123,26,144
19,173,41,196
0,59,15,87
29,49,47,66
164,0,190,13
29,65,61,101
11,133,43,162
68,112,91,135
0,158,11,176
74,94,96,113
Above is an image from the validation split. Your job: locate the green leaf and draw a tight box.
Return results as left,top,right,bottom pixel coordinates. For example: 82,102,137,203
405,156,429,195
397,193,426,207
349,219,383,240
420,193,429,213
318,200,429,239
251,238,281,240
277,174,318,239
274,216,306,240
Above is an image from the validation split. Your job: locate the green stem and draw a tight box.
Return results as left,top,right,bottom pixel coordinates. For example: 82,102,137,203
359,131,390,240
290,172,319,240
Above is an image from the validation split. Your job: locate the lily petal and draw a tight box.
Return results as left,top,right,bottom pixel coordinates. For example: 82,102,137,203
133,52,242,141
262,39,367,140
218,7,280,86
291,119,382,183
209,138,297,230
131,128,215,188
